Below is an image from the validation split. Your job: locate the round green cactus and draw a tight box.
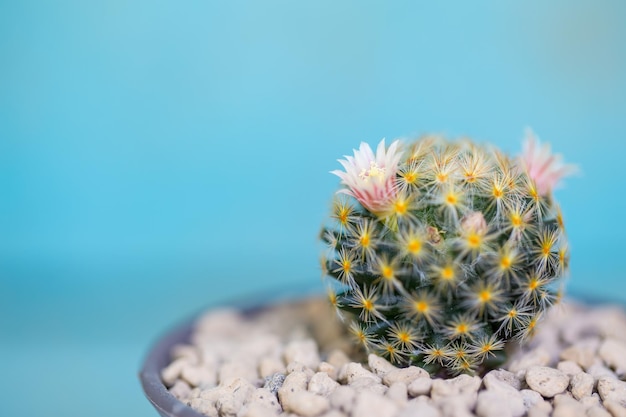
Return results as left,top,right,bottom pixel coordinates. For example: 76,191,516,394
320,132,574,375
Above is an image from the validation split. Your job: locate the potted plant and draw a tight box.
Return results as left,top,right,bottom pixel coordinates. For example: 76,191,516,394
141,130,626,417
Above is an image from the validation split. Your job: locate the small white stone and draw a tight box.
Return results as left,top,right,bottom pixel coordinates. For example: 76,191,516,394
560,338,600,370
519,389,548,412
277,371,308,412
284,339,321,370
570,372,594,400
259,357,286,379
238,403,279,417
435,396,475,417
587,361,617,382
329,385,356,414
200,386,226,402
326,350,351,370
171,344,201,365
556,360,583,377
478,382,525,417
476,390,515,417
219,360,257,385
169,379,192,400
189,397,219,417
161,357,189,386
482,369,523,390
579,393,601,409
317,411,347,417
603,400,626,417
526,403,552,417
245,388,282,414
431,374,481,407
407,377,432,397
525,366,569,398
382,366,429,386
385,382,408,406
599,338,626,373
317,361,337,380
308,372,339,397
181,364,217,388
396,400,441,417
552,393,585,417
286,361,314,378
586,406,613,417
507,347,551,373
348,377,387,395
367,354,397,377
283,391,329,417
351,391,398,417
216,378,256,417
597,377,626,407
338,363,381,384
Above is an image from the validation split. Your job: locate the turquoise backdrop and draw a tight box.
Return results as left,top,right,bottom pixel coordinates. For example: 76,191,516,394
1,1,625,416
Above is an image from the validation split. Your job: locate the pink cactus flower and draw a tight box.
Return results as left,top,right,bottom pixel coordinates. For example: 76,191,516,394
520,129,577,196
331,139,403,215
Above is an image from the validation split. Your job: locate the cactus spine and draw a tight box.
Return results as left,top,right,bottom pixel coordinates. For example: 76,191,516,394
320,134,572,375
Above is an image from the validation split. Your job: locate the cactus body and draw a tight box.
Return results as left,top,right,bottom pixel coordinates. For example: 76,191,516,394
321,134,571,375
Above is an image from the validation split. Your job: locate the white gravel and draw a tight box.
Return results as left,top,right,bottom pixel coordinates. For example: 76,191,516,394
161,298,626,417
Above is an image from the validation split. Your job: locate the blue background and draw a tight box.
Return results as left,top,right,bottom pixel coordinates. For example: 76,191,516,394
1,1,625,416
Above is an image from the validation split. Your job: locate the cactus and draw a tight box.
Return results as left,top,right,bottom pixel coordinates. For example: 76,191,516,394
320,131,575,375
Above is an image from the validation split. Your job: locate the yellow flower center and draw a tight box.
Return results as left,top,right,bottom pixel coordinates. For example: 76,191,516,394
408,239,422,254
511,214,522,227
441,267,455,280
415,301,429,313
467,233,481,248
382,266,394,279
359,162,385,183
404,172,417,184
446,193,457,205
360,234,370,247
395,200,408,215
479,290,492,302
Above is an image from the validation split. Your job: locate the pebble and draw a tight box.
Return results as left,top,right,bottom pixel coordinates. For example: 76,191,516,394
351,391,398,417
246,388,282,414
407,376,433,396
397,400,441,417
282,392,329,417
599,338,626,373
431,374,481,406
560,338,600,370
556,360,583,377
337,363,380,385
284,340,321,371
367,354,396,378
328,386,356,414
476,389,521,417
308,372,339,397
385,382,408,405
570,372,594,400
552,393,586,417
382,366,429,386
161,300,626,417
597,377,626,407
525,366,569,398
259,357,286,379
482,369,523,391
